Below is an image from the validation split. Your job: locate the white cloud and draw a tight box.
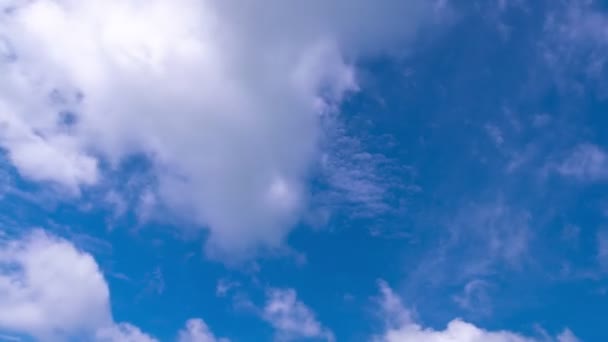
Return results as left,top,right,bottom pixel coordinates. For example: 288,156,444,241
0,229,220,342
0,0,437,258
0,100,99,194
373,280,579,342
377,320,536,342
0,230,113,340
95,323,158,342
381,319,551,342
556,143,608,181
177,319,229,342
263,288,334,342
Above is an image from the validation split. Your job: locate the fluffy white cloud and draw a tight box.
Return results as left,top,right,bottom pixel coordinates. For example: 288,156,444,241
0,230,113,340
263,288,334,342
0,0,436,258
0,229,221,342
378,320,538,342
373,280,579,342
177,319,229,342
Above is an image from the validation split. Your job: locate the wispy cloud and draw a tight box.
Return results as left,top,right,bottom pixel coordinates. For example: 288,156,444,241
412,199,531,289
452,279,493,316
541,0,608,95
177,319,229,342
554,143,608,181
375,279,413,328
215,278,240,298
311,115,418,233
598,229,608,271
485,123,505,147
263,288,334,342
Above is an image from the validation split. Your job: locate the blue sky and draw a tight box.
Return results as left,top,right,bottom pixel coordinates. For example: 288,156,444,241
0,0,607,341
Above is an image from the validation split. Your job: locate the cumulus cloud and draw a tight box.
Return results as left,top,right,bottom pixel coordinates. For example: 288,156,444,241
0,229,219,342
177,319,229,342
263,288,334,342
0,0,437,258
373,280,579,342
377,320,538,342
0,229,113,340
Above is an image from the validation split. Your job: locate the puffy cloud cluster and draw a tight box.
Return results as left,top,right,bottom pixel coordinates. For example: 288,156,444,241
373,280,579,342
0,229,224,342
0,0,434,258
